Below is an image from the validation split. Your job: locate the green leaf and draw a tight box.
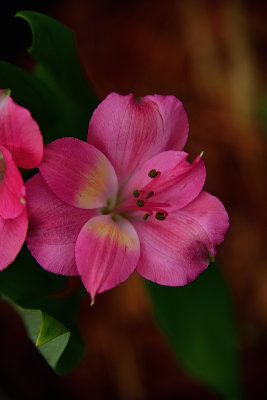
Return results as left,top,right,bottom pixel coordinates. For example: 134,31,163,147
0,12,98,143
0,245,84,374
146,264,241,399
16,11,96,104
12,303,70,370
37,312,69,346
15,11,98,141
0,61,60,135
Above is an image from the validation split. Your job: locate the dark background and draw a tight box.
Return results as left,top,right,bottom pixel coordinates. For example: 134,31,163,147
0,1,267,399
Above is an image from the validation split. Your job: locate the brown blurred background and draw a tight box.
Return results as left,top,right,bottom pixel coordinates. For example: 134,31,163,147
0,0,267,398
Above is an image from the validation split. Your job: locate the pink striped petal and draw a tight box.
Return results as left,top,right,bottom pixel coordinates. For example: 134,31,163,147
87,93,188,183
75,215,140,303
0,145,26,219
0,209,28,271
39,137,118,210
0,89,43,168
134,191,229,286
121,151,205,212
145,94,188,150
178,191,229,256
26,173,96,276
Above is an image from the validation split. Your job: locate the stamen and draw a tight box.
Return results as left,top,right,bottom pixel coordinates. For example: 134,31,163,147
137,200,145,207
155,212,166,221
148,169,159,178
133,189,140,198
116,167,169,221
144,191,154,199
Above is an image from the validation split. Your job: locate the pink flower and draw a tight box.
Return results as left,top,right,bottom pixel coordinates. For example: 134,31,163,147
0,89,43,270
26,93,229,303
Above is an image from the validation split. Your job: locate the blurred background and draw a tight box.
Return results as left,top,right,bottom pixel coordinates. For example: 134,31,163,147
0,0,267,398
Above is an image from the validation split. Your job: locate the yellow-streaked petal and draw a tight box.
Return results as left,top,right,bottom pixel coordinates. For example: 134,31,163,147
75,215,140,302
39,137,118,210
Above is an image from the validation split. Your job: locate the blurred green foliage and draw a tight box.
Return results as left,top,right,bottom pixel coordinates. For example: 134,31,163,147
147,264,241,399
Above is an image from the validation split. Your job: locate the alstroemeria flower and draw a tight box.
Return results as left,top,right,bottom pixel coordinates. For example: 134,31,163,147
0,89,43,270
26,93,229,302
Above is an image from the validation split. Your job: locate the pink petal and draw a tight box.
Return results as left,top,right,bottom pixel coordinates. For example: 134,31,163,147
26,173,96,276
178,191,230,256
87,93,188,183
0,209,28,271
145,94,188,150
0,89,43,168
134,191,229,286
0,145,26,219
75,215,140,303
39,137,118,210
121,151,205,212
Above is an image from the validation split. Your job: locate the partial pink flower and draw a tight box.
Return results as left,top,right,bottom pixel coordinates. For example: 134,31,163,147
0,89,43,270
26,93,229,303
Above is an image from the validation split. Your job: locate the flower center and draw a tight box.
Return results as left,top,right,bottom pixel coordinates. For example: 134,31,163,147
110,168,169,221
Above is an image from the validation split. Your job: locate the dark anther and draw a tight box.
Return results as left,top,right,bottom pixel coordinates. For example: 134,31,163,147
155,212,166,221
148,169,158,178
142,213,150,221
133,189,140,198
137,200,145,207
144,191,154,199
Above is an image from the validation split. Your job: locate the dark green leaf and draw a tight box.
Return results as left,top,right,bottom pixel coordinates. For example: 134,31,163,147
12,303,70,370
16,11,98,141
146,264,241,399
0,61,59,134
0,245,84,374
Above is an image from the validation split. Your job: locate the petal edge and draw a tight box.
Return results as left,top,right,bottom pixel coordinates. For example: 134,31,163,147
0,209,28,271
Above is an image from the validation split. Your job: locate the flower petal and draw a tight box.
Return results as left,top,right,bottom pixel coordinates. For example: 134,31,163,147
134,191,229,286
26,173,96,276
75,215,140,302
145,93,188,149
178,191,230,256
87,93,188,183
0,89,43,168
0,145,26,219
121,151,205,212
39,137,118,209
0,209,28,271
